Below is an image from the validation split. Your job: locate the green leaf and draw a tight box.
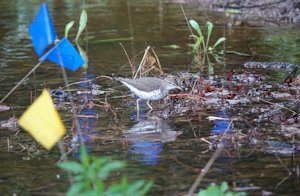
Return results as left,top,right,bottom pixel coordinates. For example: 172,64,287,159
220,181,229,192
58,161,83,173
206,21,213,38
225,193,235,196
189,19,202,36
205,21,213,49
98,161,126,179
212,37,226,50
165,44,180,49
81,190,98,196
126,180,145,194
65,21,74,38
135,180,153,195
91,156,110,169
74,174,85,181
106,176,128,194
75,10,87,42
189,19,199,31
225,9,241,14
94,178,105,193
80,145,89,167
106,177,152,196
67,182,85,196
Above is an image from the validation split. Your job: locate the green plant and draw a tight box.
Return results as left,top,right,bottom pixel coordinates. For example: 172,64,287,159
58,146,153,196
188,19,226,70
64,10,88,67
189,19,225,55
198,182,246,196
64,10,87,41
75,10,87,42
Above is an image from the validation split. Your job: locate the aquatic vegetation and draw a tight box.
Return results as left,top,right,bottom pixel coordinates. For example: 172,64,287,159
198,182,245,196
2,2,300,196
64,9,88,67
58,146,153,196
64,10,87,42
64,21,74,38
75,10,87,42
188,19,226,73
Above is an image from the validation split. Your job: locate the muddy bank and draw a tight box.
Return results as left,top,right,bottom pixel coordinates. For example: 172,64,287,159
195,0,300,25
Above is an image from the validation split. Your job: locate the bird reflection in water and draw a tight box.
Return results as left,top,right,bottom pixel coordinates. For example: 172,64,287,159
124,116,182,165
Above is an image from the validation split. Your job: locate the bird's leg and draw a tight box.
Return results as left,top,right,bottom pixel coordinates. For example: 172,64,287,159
136,98,140,119
146,100,153,111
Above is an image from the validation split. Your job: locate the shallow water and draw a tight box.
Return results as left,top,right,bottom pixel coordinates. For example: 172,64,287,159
1,0,300,195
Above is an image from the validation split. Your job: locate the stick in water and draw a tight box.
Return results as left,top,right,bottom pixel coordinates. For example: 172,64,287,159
0,61,43,104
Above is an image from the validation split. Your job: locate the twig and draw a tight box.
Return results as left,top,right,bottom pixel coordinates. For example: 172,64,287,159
258,97,297,115
200,138,213,145
76,114,98,118
213,119,234,144
134,46,151,79
187,145,223,196
179,3,194,38
61,75,112,89
169,93,207,101
150,47,163,75
275,155,292,188
0,61,43,103
94,101,117,118
189,73,198,92
188,111,234,195
119,42,135,77
234,186,261,191
141,66,156,75
173,156,201,173
56,143,78,164
242,93,297,115
19,143,27,152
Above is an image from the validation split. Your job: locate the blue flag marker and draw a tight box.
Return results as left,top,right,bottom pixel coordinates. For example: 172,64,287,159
39,38,85,71
29,3,57,56
29,3,84,71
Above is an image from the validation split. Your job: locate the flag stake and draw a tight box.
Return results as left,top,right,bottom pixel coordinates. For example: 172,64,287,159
0,61,43,104
55,44,85,146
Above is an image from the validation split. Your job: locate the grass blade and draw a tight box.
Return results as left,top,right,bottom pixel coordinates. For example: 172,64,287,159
75,10,87,42
65,21,74,38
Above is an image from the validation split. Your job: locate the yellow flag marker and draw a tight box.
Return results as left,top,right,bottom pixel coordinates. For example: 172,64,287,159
18,89,66,150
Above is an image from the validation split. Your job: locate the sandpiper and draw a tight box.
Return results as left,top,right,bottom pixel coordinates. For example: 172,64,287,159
116,77,181,112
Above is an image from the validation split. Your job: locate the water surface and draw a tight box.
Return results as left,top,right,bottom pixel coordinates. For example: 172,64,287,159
1,0,300,195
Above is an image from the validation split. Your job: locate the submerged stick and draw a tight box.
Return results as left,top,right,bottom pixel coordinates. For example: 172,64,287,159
0,61,43,104
188,112,233,195
187,146,223,196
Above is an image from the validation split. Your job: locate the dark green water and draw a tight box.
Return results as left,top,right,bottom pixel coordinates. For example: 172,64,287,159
0,0,300,195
